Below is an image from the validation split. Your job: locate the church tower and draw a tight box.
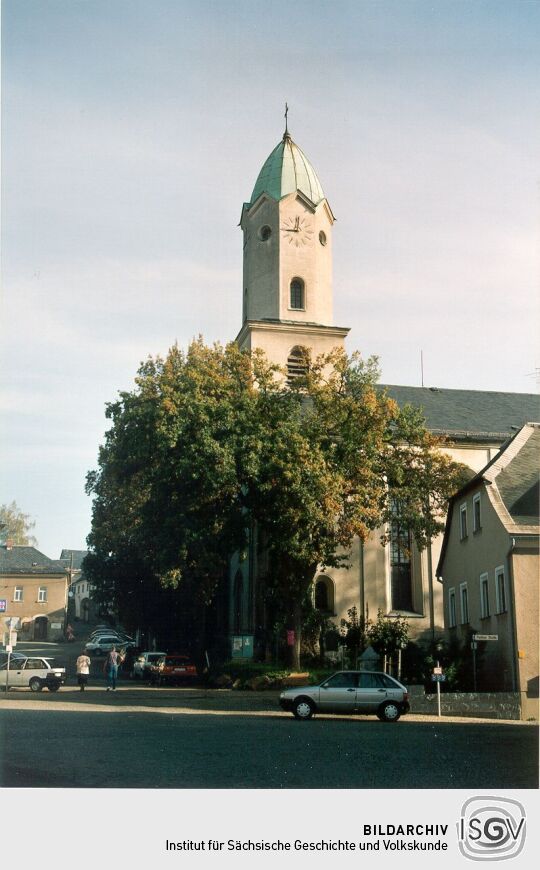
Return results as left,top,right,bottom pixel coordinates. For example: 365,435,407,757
235,120,349,375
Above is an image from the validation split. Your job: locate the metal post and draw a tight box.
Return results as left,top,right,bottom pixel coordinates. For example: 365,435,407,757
6,646,11,692
436,659,441,718
472,643,477,692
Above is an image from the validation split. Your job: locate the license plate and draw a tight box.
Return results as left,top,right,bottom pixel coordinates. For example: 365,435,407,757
174,668,186,672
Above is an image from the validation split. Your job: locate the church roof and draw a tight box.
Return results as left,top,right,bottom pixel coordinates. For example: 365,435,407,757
380,384,540,441
250,132,325,206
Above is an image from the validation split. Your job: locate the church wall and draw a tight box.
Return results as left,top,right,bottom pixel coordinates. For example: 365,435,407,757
242,197,280,322
277,194,333,325
241,325,347,372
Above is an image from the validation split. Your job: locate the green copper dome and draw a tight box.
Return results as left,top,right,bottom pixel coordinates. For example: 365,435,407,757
250,133,325,206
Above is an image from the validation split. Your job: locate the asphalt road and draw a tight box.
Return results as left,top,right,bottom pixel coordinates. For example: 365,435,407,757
1,688,537,789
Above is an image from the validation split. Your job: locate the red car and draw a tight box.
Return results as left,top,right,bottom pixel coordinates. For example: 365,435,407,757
149,654,197,686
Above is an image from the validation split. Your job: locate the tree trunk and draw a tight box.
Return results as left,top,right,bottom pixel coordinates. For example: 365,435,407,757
286,604,303,671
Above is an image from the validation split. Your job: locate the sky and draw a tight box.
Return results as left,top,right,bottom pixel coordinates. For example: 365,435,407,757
1,0,539,559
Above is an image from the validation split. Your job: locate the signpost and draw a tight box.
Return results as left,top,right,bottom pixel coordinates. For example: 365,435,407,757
432,664,445,717
4,618,17,693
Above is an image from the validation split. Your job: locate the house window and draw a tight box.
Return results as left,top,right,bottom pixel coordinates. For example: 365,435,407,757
390,500,413,612
495,567,507,614
459,583,469,624
480,573,490,618
290,278,305,310
287,346,308,383
460,504,468,539
473,493,481,533
38,586,48,603
448,588,456,628
14,586,23,602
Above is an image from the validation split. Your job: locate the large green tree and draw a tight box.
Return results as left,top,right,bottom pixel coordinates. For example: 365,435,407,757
85,340,465,666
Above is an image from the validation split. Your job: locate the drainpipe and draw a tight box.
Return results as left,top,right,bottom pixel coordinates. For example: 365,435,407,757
359,539,365,625
506,538,519,694
427,541,435,641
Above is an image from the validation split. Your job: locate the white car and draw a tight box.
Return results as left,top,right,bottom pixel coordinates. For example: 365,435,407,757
0,655,66,692
85,635,135,655
132,651,167,680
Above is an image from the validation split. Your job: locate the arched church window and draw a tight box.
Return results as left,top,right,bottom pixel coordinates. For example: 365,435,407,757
315,575,335,614
287,346,308,384
390,499,413,612
290,277,305,310
259,225,272,241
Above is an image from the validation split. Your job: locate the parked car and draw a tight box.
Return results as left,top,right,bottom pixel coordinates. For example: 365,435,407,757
149,654,197,685
132,651,167,680
0,655,67,692
85,635,136,656
279,670,410,722
89,630,134,644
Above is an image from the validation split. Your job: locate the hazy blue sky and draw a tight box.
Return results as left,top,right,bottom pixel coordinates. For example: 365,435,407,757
1,0,539,557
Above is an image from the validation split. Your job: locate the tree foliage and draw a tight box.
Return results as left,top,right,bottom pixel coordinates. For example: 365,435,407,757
0,501,38,546
85,339,466,663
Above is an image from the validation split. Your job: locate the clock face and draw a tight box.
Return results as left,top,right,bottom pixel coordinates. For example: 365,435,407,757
281,215,314,247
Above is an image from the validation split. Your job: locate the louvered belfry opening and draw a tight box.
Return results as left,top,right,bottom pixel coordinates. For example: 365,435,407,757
287,345,308,384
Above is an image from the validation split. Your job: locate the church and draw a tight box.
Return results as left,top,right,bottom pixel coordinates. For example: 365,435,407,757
227,121,539,658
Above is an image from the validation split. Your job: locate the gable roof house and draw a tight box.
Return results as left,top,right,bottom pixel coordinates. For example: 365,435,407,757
437,423,539,719
59,549,96,622
0,543,69,641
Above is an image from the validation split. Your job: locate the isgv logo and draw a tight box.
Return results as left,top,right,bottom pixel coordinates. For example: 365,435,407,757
458,796,526,861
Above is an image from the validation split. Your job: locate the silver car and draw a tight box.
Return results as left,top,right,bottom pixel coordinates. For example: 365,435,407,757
279,670,410,722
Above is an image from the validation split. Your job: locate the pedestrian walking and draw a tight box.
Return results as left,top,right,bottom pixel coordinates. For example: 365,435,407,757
76,652,91,691
104,646,123,690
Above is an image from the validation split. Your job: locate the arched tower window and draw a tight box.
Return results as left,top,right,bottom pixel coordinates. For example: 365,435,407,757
314,575,335,614
287,346,308,384
290,277,305,310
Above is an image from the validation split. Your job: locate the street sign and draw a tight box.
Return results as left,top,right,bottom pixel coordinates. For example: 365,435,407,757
470,642,478,650
473,634,498,641
431,674,446,682
433,666,443,675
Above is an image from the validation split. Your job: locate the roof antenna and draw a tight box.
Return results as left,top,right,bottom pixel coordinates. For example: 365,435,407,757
420,349,424,387
284,102,289,138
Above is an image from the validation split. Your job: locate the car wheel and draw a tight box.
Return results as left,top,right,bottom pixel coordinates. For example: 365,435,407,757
378,701,401,722
292,697,315,720
29,677,44,692
47,683,60,692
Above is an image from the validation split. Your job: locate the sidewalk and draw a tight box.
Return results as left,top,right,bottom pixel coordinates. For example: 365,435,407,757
0,685,534,724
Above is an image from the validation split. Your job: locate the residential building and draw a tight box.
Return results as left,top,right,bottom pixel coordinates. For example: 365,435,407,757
59,548,96,622
437,423,539,718
0,543,69,640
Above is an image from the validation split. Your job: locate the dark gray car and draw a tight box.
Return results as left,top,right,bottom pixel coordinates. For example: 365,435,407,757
279,670,410,722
